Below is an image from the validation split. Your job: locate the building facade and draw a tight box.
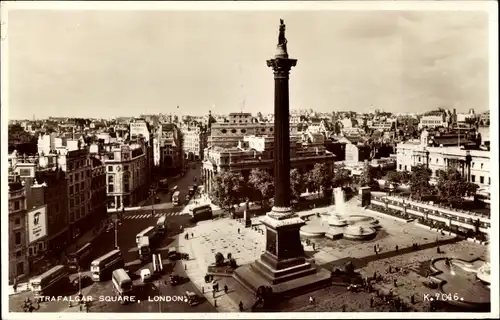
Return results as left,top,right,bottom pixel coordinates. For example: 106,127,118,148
418,115,448,130
8,181,29,282
90,157,108,230
396,136,491,188
180,124,207,161
202,133,335,194
103,143,149,209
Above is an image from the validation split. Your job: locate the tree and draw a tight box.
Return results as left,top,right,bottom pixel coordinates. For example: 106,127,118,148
309,163,333,200
332,165,352,188
436,168,478,206
210,171,246,212
385,170,402,189
359,162,377,187
289,168,304,202
248,169,274,207
409,164,434,200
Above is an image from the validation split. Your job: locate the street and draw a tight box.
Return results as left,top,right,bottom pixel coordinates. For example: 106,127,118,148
10,162,216,313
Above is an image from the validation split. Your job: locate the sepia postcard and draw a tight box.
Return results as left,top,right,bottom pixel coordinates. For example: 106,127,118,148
1,1,498,319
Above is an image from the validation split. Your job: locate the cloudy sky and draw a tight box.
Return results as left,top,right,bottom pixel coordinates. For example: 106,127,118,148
6,8,491,119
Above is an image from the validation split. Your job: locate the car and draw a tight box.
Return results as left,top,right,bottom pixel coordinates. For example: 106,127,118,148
169,274,180,285
141,268,152,282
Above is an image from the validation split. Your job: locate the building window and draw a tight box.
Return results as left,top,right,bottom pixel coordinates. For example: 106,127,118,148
81,172,84,180
108,166,113,172
14,201,20,211
481,163,484,169
70,199,74,208
418,157,421,162
399,164,402,170
70,186,74,194
38,243,43,251
471,175,475,182
472,162,475,168
436,158,438,164
75,184,80,193
81,182,84,190
404,165,407,171
124,184,130,193
15,232,21,245
69,175,73,183
124,165,129,171
480,176,484,184
16,250,22,258
15,217,20,225
488,177,491,185
108,185,114,193
108,176,114,183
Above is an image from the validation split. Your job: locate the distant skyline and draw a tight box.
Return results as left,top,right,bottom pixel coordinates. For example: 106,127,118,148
5,7,492,119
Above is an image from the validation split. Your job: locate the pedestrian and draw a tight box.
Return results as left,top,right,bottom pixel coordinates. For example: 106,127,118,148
191,233,194,238
212,291,216,298
224,284,228,294
411,294,415,304
370,297,374,308
309,296,315,305
393,279,397,287
237,228,240,234
388,266,392,273
239,301,244,312
13,279,18,293
342,304,346,312
395,245,398,253
373,245,377,254
312,242,315,250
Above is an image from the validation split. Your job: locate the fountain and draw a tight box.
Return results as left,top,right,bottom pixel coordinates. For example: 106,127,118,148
430,258,490,310
300,187,378,240
327,188,348,226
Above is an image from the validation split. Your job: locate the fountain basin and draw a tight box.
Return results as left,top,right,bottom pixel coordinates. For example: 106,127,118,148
343,225,377,240
430,258,490,310
477,263,491,284
300,224,328,237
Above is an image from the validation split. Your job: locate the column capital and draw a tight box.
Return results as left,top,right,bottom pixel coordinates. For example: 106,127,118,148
267,58,297,78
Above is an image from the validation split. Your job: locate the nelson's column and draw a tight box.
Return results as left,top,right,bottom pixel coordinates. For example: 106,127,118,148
234,19,330,298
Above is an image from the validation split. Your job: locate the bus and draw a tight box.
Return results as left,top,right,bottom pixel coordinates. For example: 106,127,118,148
67,242,92,271
29,265,70,298
90,249,124,282
138,236,151,262
136,226,155,244
156,215,167,233
112,268,133,304
190,204,213,222
172,191,181,206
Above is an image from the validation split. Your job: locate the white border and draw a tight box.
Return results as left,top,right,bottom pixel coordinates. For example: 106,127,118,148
1,1,498,319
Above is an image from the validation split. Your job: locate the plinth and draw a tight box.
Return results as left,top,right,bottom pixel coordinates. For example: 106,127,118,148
233,207,331,297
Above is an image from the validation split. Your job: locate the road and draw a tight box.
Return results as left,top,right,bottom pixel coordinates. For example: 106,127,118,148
9,162,215,313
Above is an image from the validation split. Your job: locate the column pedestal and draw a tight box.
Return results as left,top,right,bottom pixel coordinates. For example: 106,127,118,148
233,207,331,297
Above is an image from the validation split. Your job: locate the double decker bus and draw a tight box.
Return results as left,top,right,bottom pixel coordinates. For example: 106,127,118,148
136,226,155,244
190,204,213,223
67,242,92,271
112,268,133,304
172,191,181,206
90,249,124,282
29,265,70,298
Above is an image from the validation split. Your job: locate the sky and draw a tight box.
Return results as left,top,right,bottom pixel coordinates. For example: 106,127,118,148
5,8,491,119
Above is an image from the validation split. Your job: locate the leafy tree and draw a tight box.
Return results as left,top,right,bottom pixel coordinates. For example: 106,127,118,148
309,163,333,199
359,162,377,187
248,168,274,207
332,165,352,188
436,168,478,206
334,122,342,135
210,171,246,212
289,168,304,202
385,170,402,189
409,164,434,200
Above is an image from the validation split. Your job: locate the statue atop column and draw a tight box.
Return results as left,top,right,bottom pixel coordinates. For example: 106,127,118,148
276,19,288,56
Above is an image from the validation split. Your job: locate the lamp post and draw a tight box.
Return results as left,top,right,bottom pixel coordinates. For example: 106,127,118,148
150,188,156,218
114,215,119,249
